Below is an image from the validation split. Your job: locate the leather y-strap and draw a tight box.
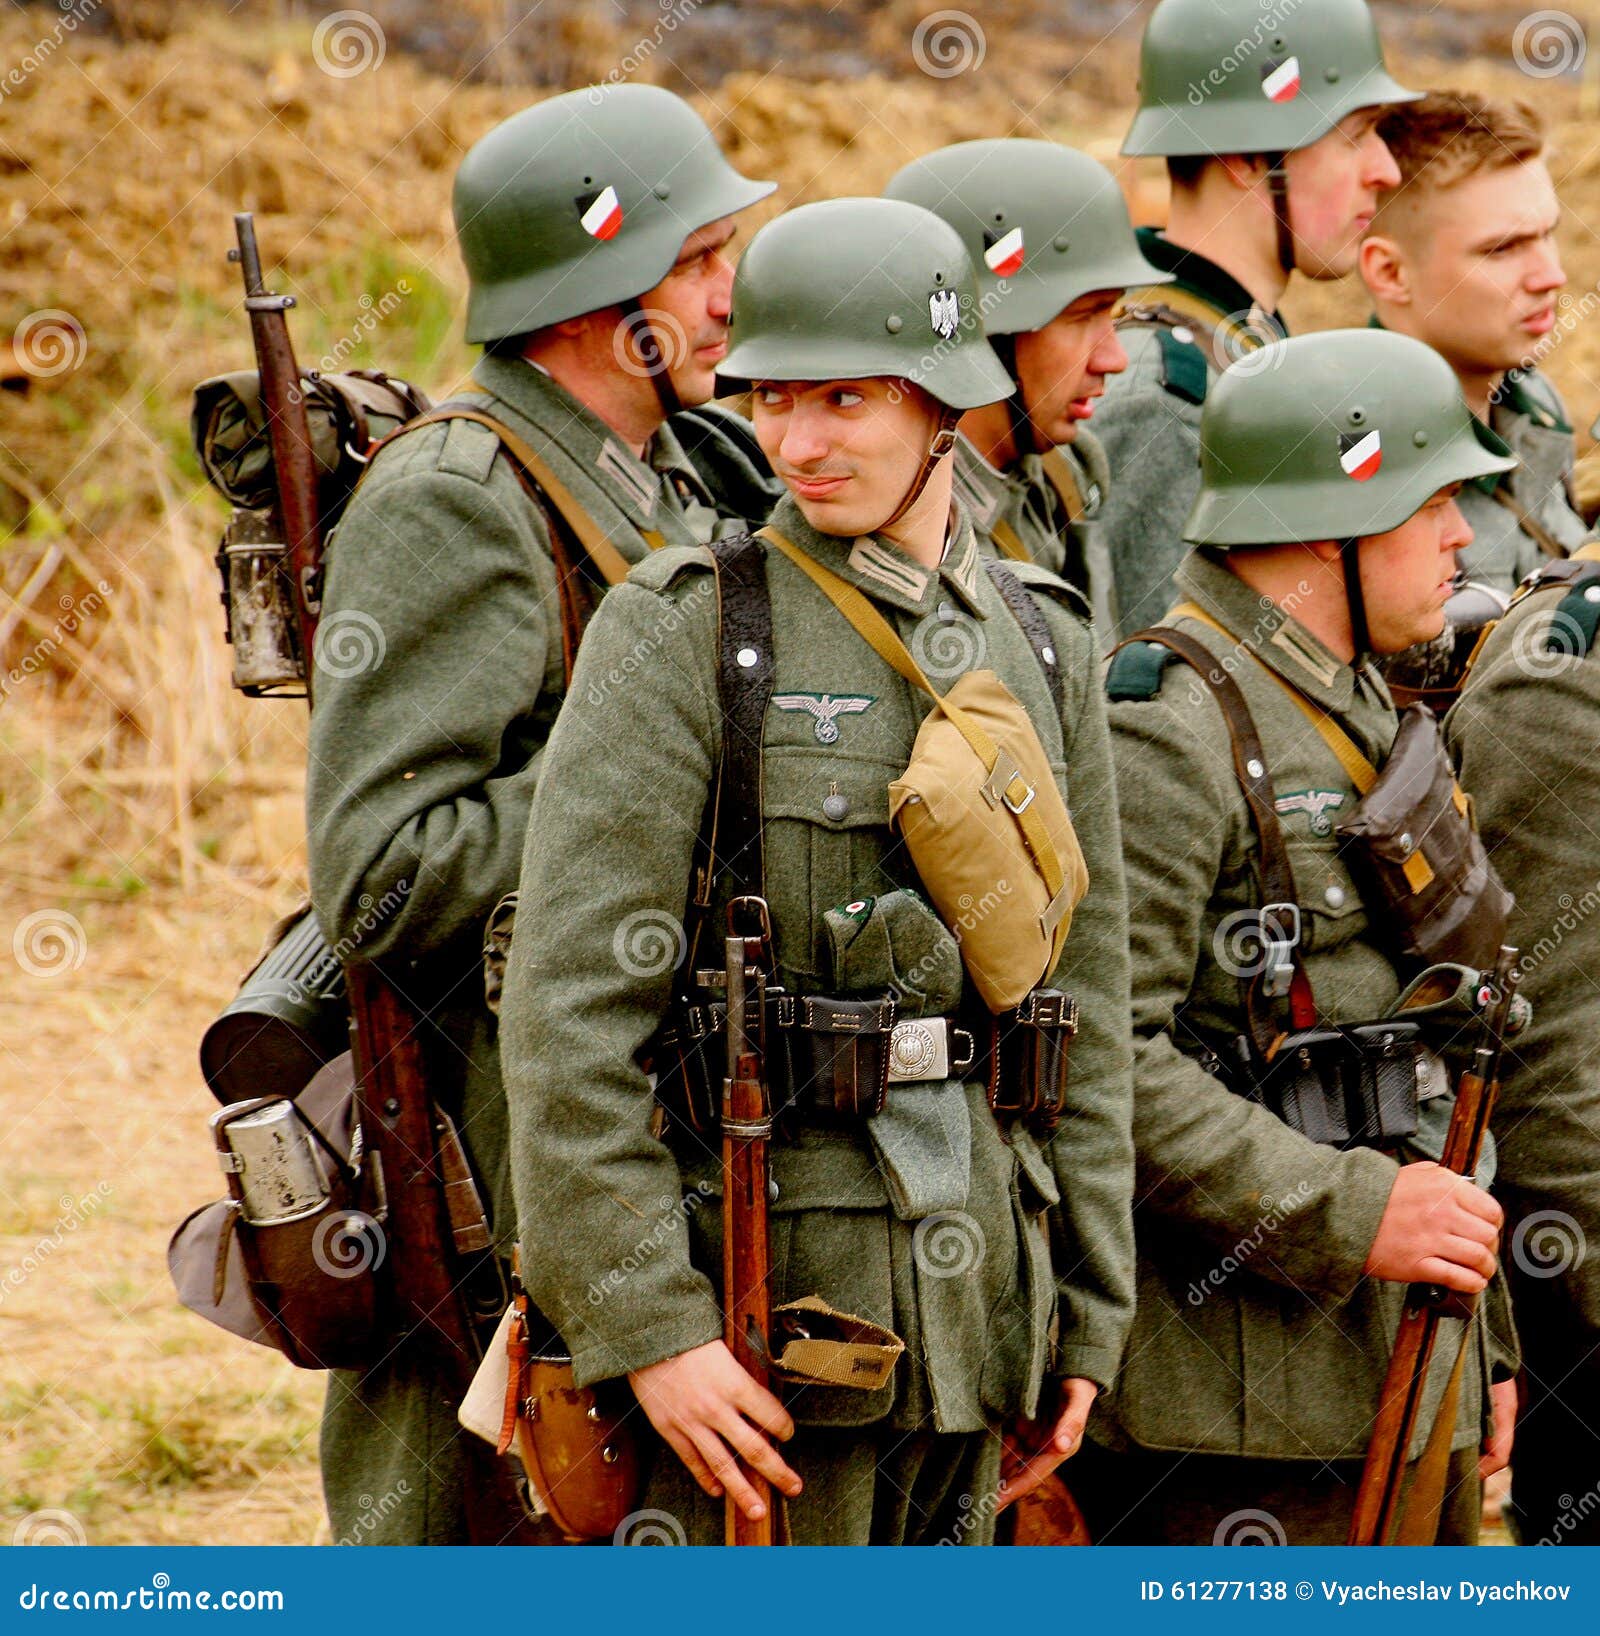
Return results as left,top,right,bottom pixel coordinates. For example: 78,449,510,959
1122,620,1316,1043
988,518,1032,562
1037,448,1086,524
1116,285,1260,371
1171,601,1381,794
680,532,774,983
984,558,1063,717
398,408,640,585
762,526,1070,920
1489,482,1570,560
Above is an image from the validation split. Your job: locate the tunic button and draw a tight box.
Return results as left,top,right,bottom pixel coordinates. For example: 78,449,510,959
823,793,850,822
736,647,759,668
1324,885,1346,909
1586,586,1600,605
1246,758,1265,780
1172,325,1196,345
1042,646,1056,664
936,600,959,623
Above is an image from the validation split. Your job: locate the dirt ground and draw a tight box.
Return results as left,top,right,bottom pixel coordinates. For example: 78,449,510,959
2,0,1581,1544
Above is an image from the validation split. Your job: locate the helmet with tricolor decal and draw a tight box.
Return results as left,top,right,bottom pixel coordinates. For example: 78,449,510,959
1122,0,1419,160
453,84,773,345
716,198,1011,412
883,140,1168,335
1186,329,1514,549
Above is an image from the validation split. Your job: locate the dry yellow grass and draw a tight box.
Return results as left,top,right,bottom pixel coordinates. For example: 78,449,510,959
1,1,1586,1543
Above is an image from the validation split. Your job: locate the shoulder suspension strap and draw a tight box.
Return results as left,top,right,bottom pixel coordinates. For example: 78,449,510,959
397,408,641,586
680,532,774,983
1488,483,1573,561
1122,618,1316,1042
1037,449,1086,524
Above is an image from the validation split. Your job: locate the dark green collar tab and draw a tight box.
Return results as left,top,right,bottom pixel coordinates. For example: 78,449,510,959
1134,228,1286,334
1106,640,1178,702
1157,327,1209,405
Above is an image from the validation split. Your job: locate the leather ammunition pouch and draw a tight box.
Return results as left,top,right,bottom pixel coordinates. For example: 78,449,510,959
980,989,1080,1138
654,992,979,1133
1202,1019,1430,1151
655,986,1078,1139
1336,705,1512,972
167,1054,389,1370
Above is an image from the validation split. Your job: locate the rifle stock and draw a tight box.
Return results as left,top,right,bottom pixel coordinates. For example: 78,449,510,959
721,898,776,1546
231,218,534,1543
1348,947,1519,1546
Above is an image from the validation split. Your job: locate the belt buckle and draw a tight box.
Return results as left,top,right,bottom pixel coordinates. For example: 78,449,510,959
1257,902,1302,999
886,1017,952,1084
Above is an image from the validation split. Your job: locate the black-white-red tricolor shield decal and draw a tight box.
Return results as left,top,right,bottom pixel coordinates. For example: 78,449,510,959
1261,56,1302,103
1340,430,1383,482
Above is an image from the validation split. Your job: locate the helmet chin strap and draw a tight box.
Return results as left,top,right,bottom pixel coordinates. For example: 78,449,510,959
619,297,683,419
990,334,1037,461
881,404,960,532
1340,536,1372,658
1266,154,1297,276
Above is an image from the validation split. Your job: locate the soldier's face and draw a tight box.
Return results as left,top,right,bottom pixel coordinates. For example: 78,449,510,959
753,378,940,535
1364,161,1565,379
630,217,741,405
1012,290,1128,445
1281,108,1402,279
1357,484,1472,654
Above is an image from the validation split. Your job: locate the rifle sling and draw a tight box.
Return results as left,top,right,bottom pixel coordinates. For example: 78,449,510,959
1488,481,1569,560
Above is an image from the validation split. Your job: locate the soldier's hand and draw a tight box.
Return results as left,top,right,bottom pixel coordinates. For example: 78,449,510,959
995,1376,1098,1514
1480,1378,1518,1480
1363,1161,1502,1293
628,1340,802,1521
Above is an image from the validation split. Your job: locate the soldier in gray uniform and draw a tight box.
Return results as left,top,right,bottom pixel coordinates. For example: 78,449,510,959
1360,91,1589,591
1096,0,1419,642
499,198,1136,1545
1447,539,1600,1542
306,85,774,1545
884,140,1169,630
1080,328,1521,1544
